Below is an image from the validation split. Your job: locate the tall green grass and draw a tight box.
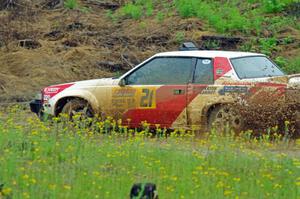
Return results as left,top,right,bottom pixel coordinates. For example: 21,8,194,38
118,0,154,20
276,56,300,74
64,0,78,10
0,107,300,198
175,0,259,34
114,0,298,36
248,0,297,13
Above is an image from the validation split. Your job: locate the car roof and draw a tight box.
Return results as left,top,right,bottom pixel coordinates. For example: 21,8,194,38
155,50,264,59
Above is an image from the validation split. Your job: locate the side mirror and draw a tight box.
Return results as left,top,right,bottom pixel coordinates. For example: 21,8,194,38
119,78,126,87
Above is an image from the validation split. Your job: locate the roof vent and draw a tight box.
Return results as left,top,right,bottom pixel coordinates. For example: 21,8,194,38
179,42,198,51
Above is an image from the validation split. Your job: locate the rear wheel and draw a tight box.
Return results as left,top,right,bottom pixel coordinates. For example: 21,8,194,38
208,105,244,133
61,99,93,119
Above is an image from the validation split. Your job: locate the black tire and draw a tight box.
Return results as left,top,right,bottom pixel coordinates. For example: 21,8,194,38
61,99,93,119
208,105,244,133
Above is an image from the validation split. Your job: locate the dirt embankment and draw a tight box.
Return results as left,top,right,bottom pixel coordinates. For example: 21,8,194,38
0,0,299,102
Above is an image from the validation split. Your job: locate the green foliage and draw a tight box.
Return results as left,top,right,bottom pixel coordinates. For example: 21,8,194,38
145,2,154,17
174,0,197,17
277,56,300,74
275,56,289,70
175,31,185,44
64,0,78,10
262,0,289,13
115,0,298,37
118,0,155,20
258,38,278,56
202,40,220,50
173,0,299,35
174,0,258,34
247,0,297,13
106,10,118,23
79,6,91,13
239,41,255,52
156,12,165,23
264,16,296,34
120,3,143,20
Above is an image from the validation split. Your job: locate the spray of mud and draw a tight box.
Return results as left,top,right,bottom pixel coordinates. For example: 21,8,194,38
230,86,300,136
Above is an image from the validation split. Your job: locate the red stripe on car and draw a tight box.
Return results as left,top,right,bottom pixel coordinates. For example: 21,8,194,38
123,85,205,128
213,57,232,80
43,83,74,101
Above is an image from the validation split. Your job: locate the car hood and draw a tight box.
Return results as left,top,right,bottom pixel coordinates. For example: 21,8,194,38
70,78,117,88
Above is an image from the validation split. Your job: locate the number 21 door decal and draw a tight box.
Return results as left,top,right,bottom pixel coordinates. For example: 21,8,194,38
137,88,156,109
112,87,157,110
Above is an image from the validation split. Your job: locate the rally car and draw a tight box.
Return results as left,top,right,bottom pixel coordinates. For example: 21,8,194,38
30,43,300,132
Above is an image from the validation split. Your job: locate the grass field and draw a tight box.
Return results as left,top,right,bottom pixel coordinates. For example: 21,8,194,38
0,106,300,198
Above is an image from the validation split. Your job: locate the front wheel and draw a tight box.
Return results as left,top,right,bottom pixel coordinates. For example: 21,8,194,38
208,105,244,133
61,99,94,119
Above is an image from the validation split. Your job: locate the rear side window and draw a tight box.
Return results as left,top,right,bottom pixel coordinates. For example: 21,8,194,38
231,56,284,79
193,58,214,84
126,57,193,85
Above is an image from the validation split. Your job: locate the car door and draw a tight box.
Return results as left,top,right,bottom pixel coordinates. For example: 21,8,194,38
186,58,215,129
111,57,194,128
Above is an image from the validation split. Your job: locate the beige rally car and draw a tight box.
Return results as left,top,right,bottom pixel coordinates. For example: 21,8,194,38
30,45,300,132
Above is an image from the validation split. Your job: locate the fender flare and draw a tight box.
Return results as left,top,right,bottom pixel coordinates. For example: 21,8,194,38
53,90,100,116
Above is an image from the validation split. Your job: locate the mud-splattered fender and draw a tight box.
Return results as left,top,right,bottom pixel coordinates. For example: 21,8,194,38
52,89,101,116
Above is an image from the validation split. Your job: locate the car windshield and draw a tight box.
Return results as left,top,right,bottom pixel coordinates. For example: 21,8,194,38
230,56,285,79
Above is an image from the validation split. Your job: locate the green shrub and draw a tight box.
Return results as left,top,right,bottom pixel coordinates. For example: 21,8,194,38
275,56,289,70
145,2,154,17
279,56,300,74
174,0,197,18
106,10,118,23
118,0,155,20
174,0,259,34
120,3,143,20
247,0,296,13
258,38,278,56
156,12,165,23
175,31,185,44
64,0,78,10
262,0,288,13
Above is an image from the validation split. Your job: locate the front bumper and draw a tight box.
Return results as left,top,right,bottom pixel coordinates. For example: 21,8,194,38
29,99,43,116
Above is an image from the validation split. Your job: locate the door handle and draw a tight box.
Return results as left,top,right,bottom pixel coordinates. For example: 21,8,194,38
173,89,185,95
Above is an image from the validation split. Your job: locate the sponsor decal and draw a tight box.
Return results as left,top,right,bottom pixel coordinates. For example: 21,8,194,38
202,59,211,65
219,86,248,95
201,86,217,95
222,82,252,86
216,69,223,75
112,87,156,109
45,87,60,93
112,88,136,109
43,83,74,101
